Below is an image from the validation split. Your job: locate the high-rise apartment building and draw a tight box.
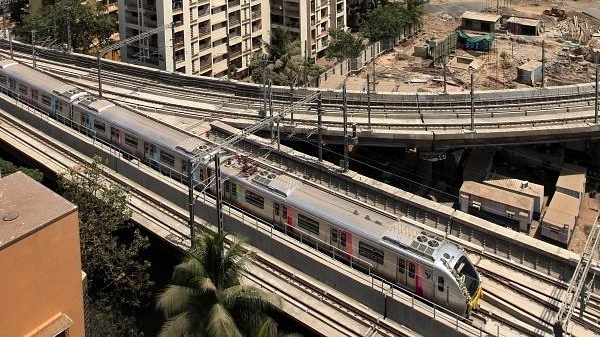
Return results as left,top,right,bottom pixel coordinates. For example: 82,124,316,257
118,0,270,77
270,0,345,59
118,0,346,77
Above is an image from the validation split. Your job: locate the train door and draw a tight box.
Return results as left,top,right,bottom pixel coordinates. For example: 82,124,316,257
282,205,293,234
80,112,89,134
331,228,352,261
273,202,281,228
407,262,424,297
436,275,449,307
422,268,434,301
397,258,407,286
50,98,58,119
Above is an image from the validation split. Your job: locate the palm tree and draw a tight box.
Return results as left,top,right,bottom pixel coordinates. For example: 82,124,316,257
156,231,283,337
264,27,305,86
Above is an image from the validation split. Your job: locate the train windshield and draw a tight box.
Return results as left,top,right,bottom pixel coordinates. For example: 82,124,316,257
454,256,480,297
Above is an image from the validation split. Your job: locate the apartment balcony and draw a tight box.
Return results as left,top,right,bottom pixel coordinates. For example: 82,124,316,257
251,25,262,33
229,17,241,26
174,55,186,64
199,43,211,51
199,26,210,38
198,0,210,4
252,11,261,19
198,6,210,16
174,38,185,49
228,0,240,7
172,0,184,12
200,63,212,71
230,49,242,59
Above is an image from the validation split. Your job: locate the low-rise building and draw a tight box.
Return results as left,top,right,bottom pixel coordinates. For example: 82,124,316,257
459,180,534,232
0,172,85,336
517,60,543,86
540,191,580,245
506,17,543,36
556,163,586,205
460,11,501,33
483,172,544,219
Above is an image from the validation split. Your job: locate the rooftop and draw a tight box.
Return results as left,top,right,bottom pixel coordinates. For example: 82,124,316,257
460,180,534,211
543,192,579,228
460,11,501,22
483,172,544,197
506,16,541,27
557,163,586,193
518,60,542,71
0,172,77,249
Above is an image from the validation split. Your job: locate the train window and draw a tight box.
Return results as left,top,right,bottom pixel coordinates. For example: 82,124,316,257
231,183,237,198
41,94,51,106
225,181,230,193
18,84,27,96
297,213,319,235
94,121,106,133
160,151,175,167
282,205,287,219
438,277,445,292
331,229,337,243
340,232,346,247
58,102,64,112
0,74,5,86
125,133,139,148
408,263,415,278
245,190,264,209
358,242,384,265
111,127,117,137
398,259,405,274
31,89,38,101
181,160,187,173
274,203,279,216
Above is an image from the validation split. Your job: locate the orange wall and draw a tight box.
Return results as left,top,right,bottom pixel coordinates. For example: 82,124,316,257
0,211,85,336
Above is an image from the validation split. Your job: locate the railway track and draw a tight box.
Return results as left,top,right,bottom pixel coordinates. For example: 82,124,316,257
1,41,598,123
0,97,410,337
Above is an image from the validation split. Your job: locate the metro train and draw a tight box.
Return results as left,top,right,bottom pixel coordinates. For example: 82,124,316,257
0,59,483,316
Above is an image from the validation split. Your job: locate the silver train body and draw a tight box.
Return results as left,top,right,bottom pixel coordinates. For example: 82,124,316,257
0,60,483,316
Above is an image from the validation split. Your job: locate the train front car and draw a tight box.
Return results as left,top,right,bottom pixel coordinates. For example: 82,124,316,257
441,242,483,316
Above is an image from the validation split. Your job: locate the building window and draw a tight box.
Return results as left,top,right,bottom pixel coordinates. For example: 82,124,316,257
160,151,175,167
245,190,264,209
297,213,319,235
438,276,445,291
124,133,139,148
358,242,384,265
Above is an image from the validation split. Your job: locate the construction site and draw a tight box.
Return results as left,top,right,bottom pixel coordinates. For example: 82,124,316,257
345,0,600,93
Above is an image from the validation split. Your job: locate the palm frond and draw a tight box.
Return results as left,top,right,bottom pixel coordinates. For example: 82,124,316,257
206,303,243,337
158,312,192,337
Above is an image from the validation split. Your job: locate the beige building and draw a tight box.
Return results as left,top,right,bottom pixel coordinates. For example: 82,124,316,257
118,0,346,77
0,172,85,336
270,0,346,59
459,180,534,232
119,0,270,77
556,163,586,205
483,172,544,218
541,191,580,245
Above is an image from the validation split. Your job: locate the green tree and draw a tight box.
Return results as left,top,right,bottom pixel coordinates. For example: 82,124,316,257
58,156,152,335
325,28,366,62
16,0,116,54
157,231,283,336
250,27,307,86
0,157,43,181
360,1,423,42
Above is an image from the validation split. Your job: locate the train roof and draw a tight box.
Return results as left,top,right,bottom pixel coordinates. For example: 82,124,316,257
222,156,453,263
0,60,86,101
95,103,204,156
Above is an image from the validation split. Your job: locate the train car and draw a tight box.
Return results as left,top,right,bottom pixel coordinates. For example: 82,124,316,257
0,60,206,182
217,154,483,315
0,60,483,316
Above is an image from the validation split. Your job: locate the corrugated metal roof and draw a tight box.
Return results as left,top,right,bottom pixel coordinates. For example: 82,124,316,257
542,192,579,229
557,163,586,193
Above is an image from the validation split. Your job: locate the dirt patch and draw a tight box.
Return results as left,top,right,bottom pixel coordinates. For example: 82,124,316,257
358,0,600,93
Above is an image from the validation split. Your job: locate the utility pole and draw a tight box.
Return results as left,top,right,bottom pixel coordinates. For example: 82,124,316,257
31,30,36,69
269,80,274,141
214,153,223,234
262,54,267,117
8,27,13,59
541,40,546,88
66,6,72,52
342,85,349,172
317,91,323,162
470,72,475,131
443,62,448,94
595,67,598,124
367,74,372,129
187,160,196,248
